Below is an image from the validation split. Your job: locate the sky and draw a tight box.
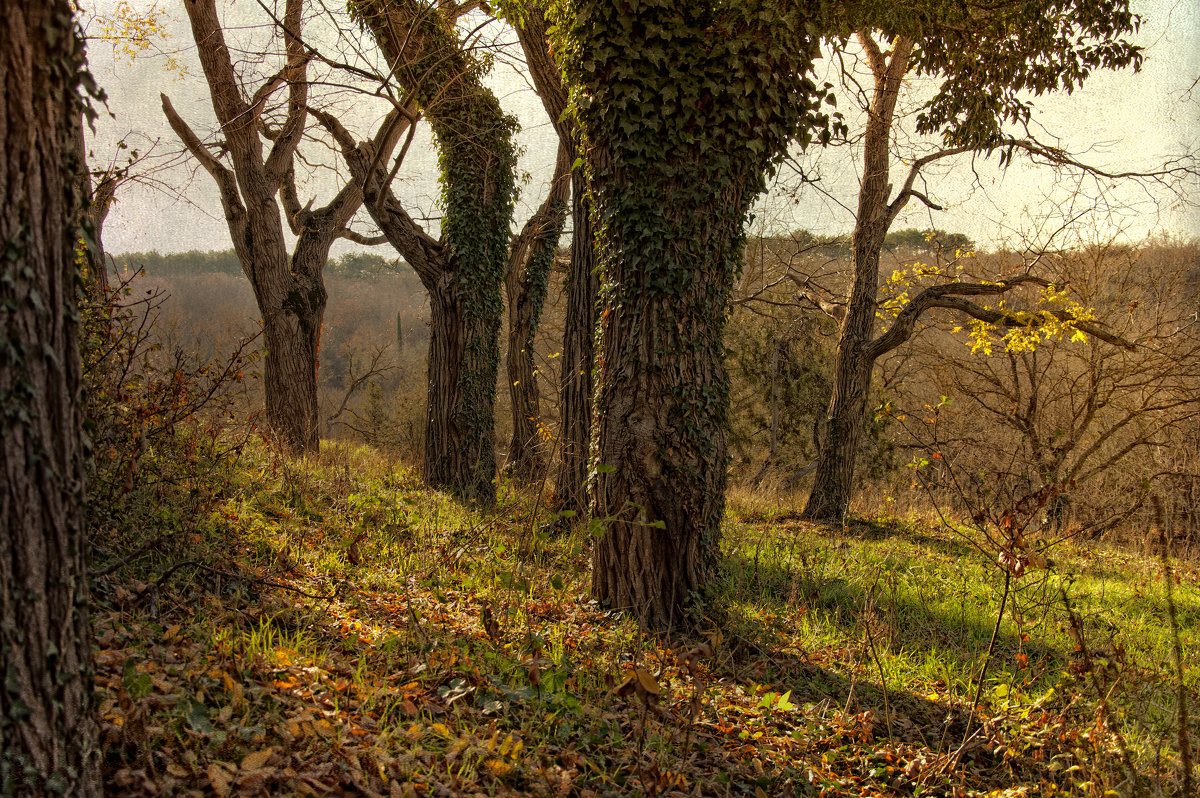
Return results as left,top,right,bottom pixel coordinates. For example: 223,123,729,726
84,0,1200,256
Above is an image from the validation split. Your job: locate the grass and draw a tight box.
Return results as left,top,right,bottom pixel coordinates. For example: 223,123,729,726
88,439,1199,796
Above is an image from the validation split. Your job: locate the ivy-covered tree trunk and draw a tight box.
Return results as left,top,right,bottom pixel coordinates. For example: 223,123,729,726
504,145,570,480
351,0,517,505
555,1,827,627
0,2,101,793
554,168,599,518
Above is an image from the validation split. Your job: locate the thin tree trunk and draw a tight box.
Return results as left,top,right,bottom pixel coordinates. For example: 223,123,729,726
505,145,571,480
553,167,598,518
803,35,913,523
1,3,101,793
506,2,598,510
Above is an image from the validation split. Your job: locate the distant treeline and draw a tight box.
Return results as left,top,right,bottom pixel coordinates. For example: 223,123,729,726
778,228,976,257
112,250,410,279
113,231,971,280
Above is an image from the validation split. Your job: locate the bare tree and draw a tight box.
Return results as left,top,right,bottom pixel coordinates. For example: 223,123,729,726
163,0,371,453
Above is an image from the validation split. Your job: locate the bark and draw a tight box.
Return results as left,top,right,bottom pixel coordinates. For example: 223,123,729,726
0,3,101,793
587,162,755,629
553,168,598,517
165,0,327,454
803,36,913,524
509,2,597,514
504,143,570,480
350,0,517,505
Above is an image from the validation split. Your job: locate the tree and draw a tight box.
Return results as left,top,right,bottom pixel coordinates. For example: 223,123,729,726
503,144,570,480
343,0,518,504
798,4,1160,523
502,1,599,514
500,1,579,484
163,0,369,453
550,0,836,627
1,2,101,793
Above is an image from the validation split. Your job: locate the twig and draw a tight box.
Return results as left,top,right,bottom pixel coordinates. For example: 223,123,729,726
135,560,336,604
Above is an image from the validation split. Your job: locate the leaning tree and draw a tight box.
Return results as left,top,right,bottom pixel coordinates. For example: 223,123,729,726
343,0,518,505
1,2,101,793
797,1,1186,522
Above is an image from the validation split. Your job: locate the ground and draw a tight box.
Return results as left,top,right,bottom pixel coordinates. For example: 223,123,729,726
89,442,1199,797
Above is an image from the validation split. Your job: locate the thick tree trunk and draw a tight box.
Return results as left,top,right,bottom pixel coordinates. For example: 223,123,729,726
422,283,500,501
0,3,101,793
588,164,752,628
352,0,517,506
558,0,825,628
259,254,326,453
505,145,570,481
552,168,599,517
803,35,913,524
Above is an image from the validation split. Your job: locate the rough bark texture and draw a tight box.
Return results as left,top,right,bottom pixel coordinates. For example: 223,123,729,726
509,2,598,515
558,1,827,628
504,144,570,480
803,36,913,524
0,3,101,793
165,0,325,454
350,0,516,505
554,169,599,517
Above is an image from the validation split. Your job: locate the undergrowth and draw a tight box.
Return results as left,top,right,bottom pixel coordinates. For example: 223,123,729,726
88,440,1198,797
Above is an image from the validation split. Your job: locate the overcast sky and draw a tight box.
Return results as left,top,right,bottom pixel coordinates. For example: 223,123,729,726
85,0,1200,256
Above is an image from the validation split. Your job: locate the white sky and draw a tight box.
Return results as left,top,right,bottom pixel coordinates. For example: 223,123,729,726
84,0,1200,256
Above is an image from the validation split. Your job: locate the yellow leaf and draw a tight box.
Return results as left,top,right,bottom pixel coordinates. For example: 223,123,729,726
483,758,513,777
207,763,232,797
240,747,274,771
430,722,451,737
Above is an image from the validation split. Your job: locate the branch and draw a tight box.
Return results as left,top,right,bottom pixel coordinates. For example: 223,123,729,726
866,274,1135,361
886,145,974,225
263,0,310,189
327,346,396,424
309,104,443,286
161,93,249,262
786,273,847,323
339,229,388,246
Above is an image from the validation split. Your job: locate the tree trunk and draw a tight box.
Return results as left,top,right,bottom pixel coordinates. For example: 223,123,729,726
558,0,826,628
803,35,913,524
351,0,517,506
505,145,570,481
552,167,599,518
0,3,101,793
260,244,326,453
167,0,323,454
420,284,498,501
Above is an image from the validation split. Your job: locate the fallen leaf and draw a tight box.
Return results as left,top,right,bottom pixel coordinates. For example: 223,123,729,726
240,747,274,771
208,763,232,797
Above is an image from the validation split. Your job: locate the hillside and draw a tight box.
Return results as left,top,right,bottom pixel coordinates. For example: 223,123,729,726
90,442,1199,797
